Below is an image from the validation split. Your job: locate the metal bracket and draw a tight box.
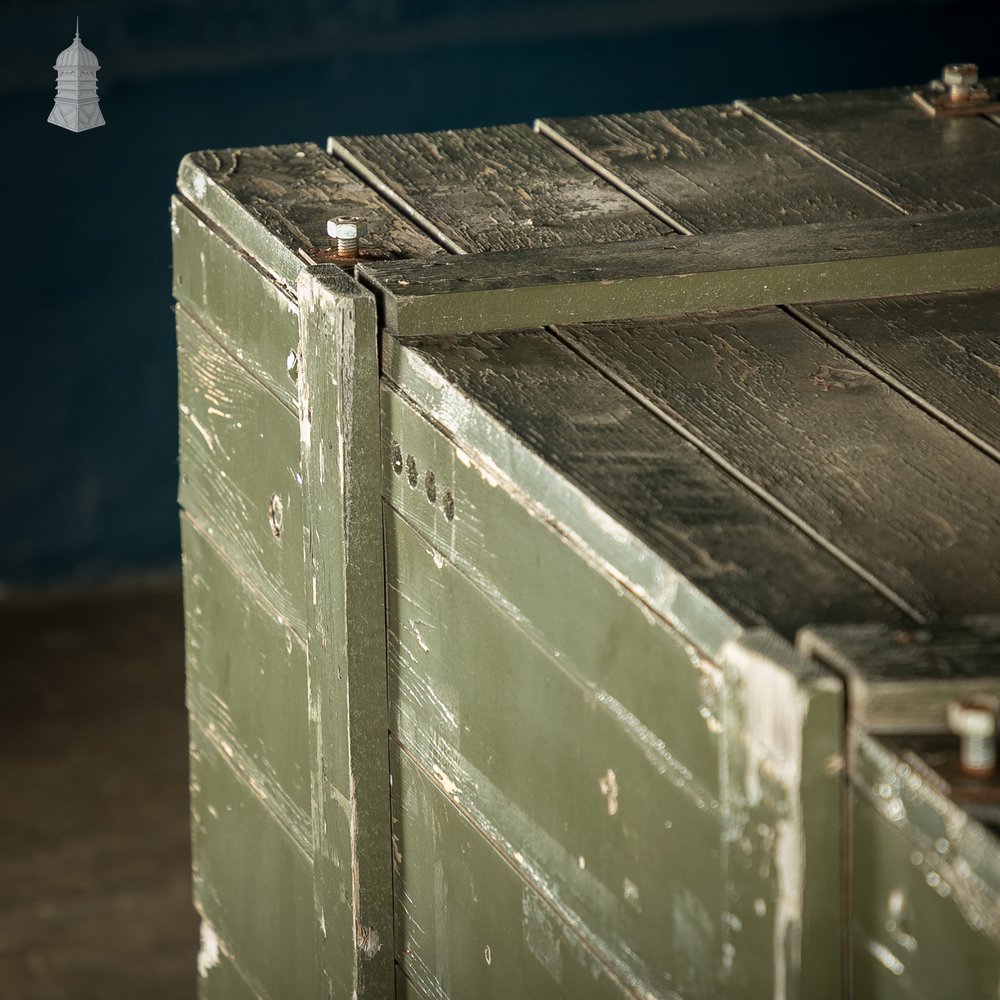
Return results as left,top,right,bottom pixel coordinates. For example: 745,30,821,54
913,63,1000,118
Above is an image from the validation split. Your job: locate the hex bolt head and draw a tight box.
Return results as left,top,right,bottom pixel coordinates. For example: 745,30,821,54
327,216,369,257
947,695,999,777
942,63,979,100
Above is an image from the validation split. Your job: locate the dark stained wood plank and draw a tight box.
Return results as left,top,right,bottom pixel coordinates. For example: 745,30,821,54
296,265,394,998
536,104,895,234
738,80,1000,215
799,617,1000,735
328,124,674,254
176,306,308,637
178,142,442,289
383,333,903,645
559,308,1000,622
793,289,1000,465
359,208,1000,337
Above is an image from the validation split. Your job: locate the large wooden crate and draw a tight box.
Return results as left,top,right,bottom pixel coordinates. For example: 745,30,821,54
173,78,1000,998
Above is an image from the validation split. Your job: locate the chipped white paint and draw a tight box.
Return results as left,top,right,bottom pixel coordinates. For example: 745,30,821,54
623,877,642,912
197,920,221,977
192,171,208,200
599,768,620,816
484,945,492,966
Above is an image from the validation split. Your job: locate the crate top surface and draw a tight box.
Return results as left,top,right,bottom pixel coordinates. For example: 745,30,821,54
177,76,1000,648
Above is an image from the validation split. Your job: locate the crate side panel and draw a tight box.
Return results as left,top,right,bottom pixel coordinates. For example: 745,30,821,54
190,728,327,1000
386,508,727,997
177,307,307,636
538,105,895,233
172,198,300,412
182,515,311,826
796,289,1000,465
560,308,1000,621
329,124,674,253
740,82,1000,214
391,742,640,1000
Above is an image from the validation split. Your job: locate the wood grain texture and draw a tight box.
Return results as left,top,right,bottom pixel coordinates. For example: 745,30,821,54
386,509,724,997
190,723,322,1000
536,104,894,233
390,740,640,1000
297,266,393,998
383,333,902,645
799,617,1000,734
851,734,1000,998
794,289,1000,465
381,385,723,795
182,515,311,827
328,124,674,254
738,80,1000,215
560,308,1000,622
176,306,307,637
172,196,300,412
178,142,442,289
359,208,1000,336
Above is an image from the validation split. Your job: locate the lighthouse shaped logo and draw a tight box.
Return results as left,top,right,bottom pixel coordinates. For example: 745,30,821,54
48,18,106,132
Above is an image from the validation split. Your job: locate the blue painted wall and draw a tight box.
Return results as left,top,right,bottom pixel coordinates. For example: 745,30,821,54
2,0,997,587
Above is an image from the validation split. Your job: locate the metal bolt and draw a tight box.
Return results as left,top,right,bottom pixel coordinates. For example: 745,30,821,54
327,216,368,257
947,695,999,777
941,63,979,102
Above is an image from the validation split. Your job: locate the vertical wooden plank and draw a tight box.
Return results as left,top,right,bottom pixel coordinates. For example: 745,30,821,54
720,630,844,1000
297,264,393,998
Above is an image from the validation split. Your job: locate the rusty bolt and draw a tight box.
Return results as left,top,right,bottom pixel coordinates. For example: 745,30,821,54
941,63,979,101
327,216,368,257
947,695,999,777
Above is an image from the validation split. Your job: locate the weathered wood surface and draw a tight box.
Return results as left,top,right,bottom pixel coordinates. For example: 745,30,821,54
196,934,259,1000
359,208,1000,337
851,735,1000,998
381,386,724,794
390,740,641,999
172,196,300,411
536,104,894,233
178,142,442,290
183,515,312,830
738,80,1000,215
176,306,307,637
190,724,321,1000
297,266,394,998
386,509,722,996
799,618,1000,735
383,335,902,647
328,124,674,254
560,307,1000,622
794,289,1000,464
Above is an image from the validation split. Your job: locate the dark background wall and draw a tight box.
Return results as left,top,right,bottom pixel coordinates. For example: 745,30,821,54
2,0,997,589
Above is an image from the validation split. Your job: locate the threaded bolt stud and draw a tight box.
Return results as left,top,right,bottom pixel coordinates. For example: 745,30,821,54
947,695,999,777
327,216,368,257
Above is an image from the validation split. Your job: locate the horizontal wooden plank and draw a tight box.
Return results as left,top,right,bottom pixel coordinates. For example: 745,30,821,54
328,124,673,254
172,196,300,412
177,142,442,290
359,208,1000,337
799,617,1000,735
536,104,894,233
794,289,1000,465
382,334,903,644
850,735,1000,998
177,306,307,637
738,80,1000,215
182,515,311,826
560,307,1000,622
390,741,639,1000
386,509,725,996
190,724,324,1000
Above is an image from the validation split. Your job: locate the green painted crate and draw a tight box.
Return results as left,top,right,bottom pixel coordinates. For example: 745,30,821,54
173,77,1000,999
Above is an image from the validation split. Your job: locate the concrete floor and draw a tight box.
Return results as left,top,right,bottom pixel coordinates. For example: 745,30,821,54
0,578,197,999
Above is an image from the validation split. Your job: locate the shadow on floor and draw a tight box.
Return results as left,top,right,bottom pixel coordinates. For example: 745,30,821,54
0,578,197,999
